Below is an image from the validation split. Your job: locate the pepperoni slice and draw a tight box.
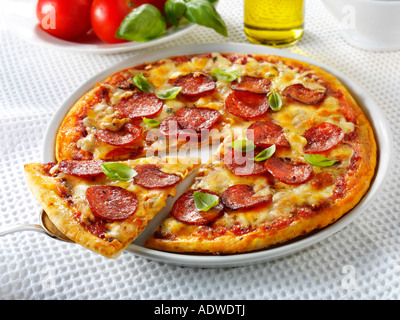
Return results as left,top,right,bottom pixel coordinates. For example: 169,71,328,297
265,157,313,185
58,160,104,177
282,84,325,105
174,73,216,101
335,90,357,124
95,123,142,146
303,122,344,154
104,147,143,161
105,72,135,90
159,115,180,137
224,148,269,176
171,189,224,225
133,164,182,189
176,107,220,132
86,186,138,221
159,107,220,138
246,121,290,148
117,92,163,120
222,185,272,210
225,91,269,119
230,76,271,94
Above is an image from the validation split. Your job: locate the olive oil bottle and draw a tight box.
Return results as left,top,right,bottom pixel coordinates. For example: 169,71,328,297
244,0,304,47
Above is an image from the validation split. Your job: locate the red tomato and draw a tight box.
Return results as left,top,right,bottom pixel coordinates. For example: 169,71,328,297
36,0,93,41
90,0,167,44
90,0,132,44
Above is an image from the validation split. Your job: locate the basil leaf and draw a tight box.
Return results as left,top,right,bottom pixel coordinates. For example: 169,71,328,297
231,140,256,153
184,0,228,37
116,4,166,42
193,191,219,212
142,117,160,127
253,145,276,161
211,68,239,82
101,162,137,181
269,91,282,111
133,73,153,93
165,0,187,26
156,87,182,99
303,154,338,167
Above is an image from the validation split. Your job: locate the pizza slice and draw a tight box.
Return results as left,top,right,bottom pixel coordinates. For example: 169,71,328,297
24,156,200,258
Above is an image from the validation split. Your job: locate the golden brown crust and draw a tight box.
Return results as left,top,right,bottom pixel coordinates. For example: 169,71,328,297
24,162,123,258
56,89,96,162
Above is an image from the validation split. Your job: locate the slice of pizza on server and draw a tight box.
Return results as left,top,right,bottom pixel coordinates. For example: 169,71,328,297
24,156,200,258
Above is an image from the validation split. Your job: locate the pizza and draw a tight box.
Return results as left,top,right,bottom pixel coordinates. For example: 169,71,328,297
24,157,200,258
25,52,377,258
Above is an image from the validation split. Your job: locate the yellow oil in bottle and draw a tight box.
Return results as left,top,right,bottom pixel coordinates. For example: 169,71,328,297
244,0,304,47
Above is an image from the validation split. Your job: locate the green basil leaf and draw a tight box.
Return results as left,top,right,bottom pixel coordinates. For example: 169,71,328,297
231,140,256,153
269,91,282,111
142,117,160,127
156,87,182,99
210,68,239,82
164,0,187,26
184,0,228,37
303,154,338,167
132,73,153,93
253,145,276,161
193,191,219,212
101,162,137,181
115,4,166,42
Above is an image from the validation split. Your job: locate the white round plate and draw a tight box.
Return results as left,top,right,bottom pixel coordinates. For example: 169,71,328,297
1,0,197,54
42,43,392,267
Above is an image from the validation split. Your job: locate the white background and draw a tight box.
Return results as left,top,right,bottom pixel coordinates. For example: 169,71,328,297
0,0,399,299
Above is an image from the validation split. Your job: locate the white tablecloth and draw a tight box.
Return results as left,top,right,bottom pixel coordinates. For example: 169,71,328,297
1,0,399,300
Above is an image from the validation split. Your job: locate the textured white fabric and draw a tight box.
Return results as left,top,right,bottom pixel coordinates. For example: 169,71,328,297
0,0,399,300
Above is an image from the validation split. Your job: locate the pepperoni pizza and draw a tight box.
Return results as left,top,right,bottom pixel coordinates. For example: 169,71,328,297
25,52,377,257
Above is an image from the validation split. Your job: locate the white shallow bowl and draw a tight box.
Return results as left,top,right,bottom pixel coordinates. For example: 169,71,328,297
42,43,392,267
0,0,197,54
321,0,400,51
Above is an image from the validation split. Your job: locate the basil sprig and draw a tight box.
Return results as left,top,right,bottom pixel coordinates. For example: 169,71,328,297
156,87,182,99
303,154,338,167
193,191,219,211
211,68,240,82
116,4,166,42
142,117,160,127
253,145,276,161
231,140,255,153
268,91,282,111
101,162,137,181
165,0,227,36
132,73,153,93
116,1,227,42
164,0,187,26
